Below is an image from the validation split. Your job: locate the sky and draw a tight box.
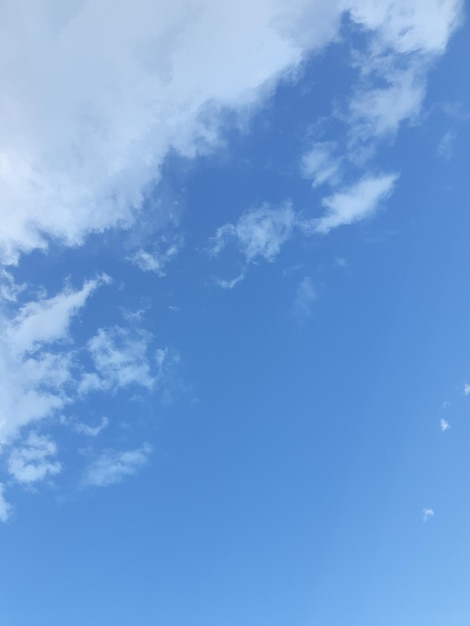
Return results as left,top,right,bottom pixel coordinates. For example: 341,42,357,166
1,1,470,624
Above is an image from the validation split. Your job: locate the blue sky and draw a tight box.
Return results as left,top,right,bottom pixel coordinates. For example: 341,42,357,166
1,1,470,624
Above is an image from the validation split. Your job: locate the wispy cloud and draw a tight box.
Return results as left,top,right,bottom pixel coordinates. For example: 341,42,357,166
464,383,470,396
74,417,109,438
129,235,183,276
212,173,398,281
313,174,399,234
440,419,450,432
79,328,179,396
346,0,463,147
292,277,317,321
334,257,348,268
82,444,152,487
301,142,342,188
0,276,108,444
7,433,61,484
0,274,178,517
347,69,426,143
298,1,464,236
213,272,246,290
5,276,109,355
422,508,435,522
437,130,456,160
0,484,12,523
349,0,462,56
211,204,296,264
0,269,26,302
79,327,156,394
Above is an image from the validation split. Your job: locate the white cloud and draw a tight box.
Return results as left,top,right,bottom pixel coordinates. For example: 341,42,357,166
78,327,180,401
0,269,26,302
154,347,181,403
422,508,435,522
0,0,345,265
129,235,183,276
211,203,296,264
0,0,464,518
0,275,171,447
348,69,426,141
212,174,397,277
0,483,12,523
82,444,152,487
301,142,342,188
214,272,246,290
440,419,450,432
0,278,106,443
5,275,109,355
0,276,177,512
80,327,156,394
464,383,470,396
7,433,61,484
348,0,463,56
74,416,109,438
344,1,463,160
0,1,461,264
437,129,456,160
292,277,316,320
314,173,398,234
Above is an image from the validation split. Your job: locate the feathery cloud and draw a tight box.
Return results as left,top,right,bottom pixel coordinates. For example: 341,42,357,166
292,277,317,321
0,276,108,443
314,174,398,234
82,444,152,487
211,203,297,264
129,235,183,276
0,484,12,523
73,417,109,438
301,142,342,188
8,433,61,484
440,419,450,432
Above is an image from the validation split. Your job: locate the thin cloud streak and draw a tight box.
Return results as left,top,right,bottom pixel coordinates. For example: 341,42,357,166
82,444,152,487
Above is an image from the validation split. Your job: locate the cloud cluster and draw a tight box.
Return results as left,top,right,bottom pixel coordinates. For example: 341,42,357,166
7,433,61,484
0,0,464,522
0,0,341,264
210,174,397,284
301,0,463,238
0,1,462,265
0,276,106,444
0,274,178,518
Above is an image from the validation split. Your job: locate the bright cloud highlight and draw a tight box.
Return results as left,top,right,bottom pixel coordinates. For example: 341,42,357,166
0,0,462,264
314,174,399,234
